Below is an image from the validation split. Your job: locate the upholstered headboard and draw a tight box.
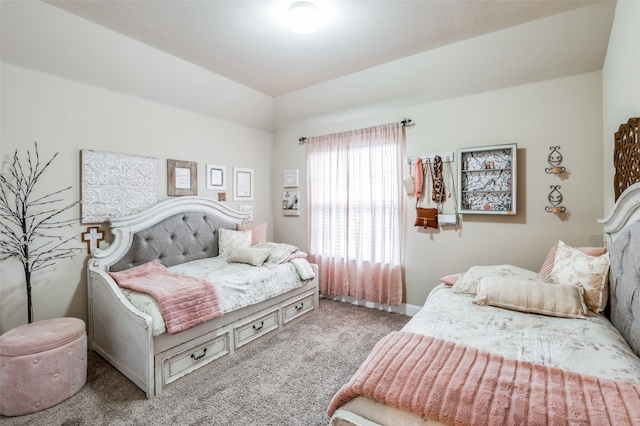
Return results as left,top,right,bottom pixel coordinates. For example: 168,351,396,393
90,196,251,273
109,212,236,272
607,222,640,357
600,183,640,357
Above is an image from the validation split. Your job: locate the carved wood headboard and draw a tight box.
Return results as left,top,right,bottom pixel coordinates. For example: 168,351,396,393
614,117,640,201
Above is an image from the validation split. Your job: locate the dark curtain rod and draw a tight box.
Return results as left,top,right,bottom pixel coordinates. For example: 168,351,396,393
298,118,414,145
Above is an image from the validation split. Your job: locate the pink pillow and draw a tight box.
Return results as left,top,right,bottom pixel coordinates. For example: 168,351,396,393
282,251,308,264
440,273,464,286
539,243,607,279
237,222,267,246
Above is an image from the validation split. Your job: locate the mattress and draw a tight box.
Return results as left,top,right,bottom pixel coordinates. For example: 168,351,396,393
333,284,640,425
121,256,311,336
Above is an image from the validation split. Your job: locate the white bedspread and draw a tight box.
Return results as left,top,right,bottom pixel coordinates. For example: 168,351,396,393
404,284,640,384
120,257,313,336
333,284,640,426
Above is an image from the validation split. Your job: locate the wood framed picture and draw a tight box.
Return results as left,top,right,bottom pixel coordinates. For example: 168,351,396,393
457,143,516,215
233,167,254,201
168,159,197,196
206,164,226,190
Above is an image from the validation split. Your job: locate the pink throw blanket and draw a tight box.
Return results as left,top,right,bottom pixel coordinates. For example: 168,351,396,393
109,260,223,334
328,331,640,425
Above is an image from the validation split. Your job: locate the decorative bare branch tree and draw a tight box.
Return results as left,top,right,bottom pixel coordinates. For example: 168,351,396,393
0,142,81,323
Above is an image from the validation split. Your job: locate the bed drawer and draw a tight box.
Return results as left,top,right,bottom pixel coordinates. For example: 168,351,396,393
234,309,280,349
162,332,230,385
283,292,316,324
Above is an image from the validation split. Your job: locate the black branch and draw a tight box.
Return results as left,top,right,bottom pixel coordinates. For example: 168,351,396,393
0,142,81,323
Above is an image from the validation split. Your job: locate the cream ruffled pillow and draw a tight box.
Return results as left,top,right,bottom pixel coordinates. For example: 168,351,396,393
474,278,588,319
550,240,610,313
452,264,550,296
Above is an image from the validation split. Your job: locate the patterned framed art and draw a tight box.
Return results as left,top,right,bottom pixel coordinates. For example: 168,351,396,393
81,150,158,223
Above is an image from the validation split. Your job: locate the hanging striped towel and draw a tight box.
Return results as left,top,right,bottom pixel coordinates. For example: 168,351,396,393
414,158,424,198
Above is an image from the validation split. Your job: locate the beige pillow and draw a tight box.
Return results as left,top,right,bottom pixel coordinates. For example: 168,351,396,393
474,278,588,319
227,247,271,266
550,240,610,313
218,228,252,257
539,243,607,279
452,264,550,296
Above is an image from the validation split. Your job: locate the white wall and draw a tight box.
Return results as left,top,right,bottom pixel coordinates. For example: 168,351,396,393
1,0,274,131
0,63,274,333
273,72,604,307
0,0,621,331
602,0,640,213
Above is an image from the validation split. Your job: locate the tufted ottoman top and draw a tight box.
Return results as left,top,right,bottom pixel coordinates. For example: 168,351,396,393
0,317,86,356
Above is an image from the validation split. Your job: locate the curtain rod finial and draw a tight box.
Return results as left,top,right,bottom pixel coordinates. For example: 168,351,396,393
401,118,414,127
298,137,307,145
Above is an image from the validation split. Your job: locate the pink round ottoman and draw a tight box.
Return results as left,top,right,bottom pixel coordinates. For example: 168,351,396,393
0,317,87,416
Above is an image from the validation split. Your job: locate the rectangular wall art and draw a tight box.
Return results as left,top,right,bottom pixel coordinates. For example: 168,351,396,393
81,150,158,223
206,164,226,190
233,167,254,201
283,190,300,216
168,159,197,196
283,169,299,188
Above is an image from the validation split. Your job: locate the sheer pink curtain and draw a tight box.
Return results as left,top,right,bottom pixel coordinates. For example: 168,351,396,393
306,122,406,305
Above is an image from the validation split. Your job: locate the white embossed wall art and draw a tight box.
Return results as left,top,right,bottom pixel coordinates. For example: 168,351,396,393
81,150,158,223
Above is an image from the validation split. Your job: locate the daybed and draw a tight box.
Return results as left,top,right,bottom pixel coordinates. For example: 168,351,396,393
328,186,640,425
87,196,318,398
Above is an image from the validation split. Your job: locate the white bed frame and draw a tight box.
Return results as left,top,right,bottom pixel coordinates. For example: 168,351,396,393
87,196,319,398
599,182,640,244
329,182,640,426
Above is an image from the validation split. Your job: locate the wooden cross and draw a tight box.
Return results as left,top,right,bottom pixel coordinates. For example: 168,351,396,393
82,226,105,254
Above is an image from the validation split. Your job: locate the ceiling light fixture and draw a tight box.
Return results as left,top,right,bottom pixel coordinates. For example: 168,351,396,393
288,1,320,34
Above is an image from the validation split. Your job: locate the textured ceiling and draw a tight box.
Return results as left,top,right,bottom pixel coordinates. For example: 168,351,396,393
1,1,616,130
44,0,612,97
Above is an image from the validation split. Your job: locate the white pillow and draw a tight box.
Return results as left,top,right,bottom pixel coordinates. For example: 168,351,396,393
550,240,610,313
227,247,271,266
253,242,299,264
538,243,607,279
218,228,252,257
452,264,550,296
474,278,588,319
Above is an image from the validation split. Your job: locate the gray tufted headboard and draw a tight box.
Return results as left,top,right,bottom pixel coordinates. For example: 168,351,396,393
109,212,237,272
608,221,640,357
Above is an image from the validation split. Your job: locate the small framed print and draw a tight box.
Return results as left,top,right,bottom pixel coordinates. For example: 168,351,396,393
168,159,197,196
233,167,254,201
283,169,299,188
283,190,300,216
206,164,226,190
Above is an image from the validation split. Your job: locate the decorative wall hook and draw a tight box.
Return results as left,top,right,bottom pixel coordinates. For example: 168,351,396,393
545,146,566,174
545,185,566,214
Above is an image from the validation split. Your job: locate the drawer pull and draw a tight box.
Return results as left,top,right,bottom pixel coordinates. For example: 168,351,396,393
191,348,207,361
252,321,264,331
295,303,304,311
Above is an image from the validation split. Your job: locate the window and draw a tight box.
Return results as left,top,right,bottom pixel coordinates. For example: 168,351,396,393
306,122,405,305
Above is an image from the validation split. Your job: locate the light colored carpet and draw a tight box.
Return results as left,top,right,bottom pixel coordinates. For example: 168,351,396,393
1,299,410,426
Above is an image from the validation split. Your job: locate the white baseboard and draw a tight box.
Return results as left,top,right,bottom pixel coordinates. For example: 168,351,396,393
319,294,421,317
